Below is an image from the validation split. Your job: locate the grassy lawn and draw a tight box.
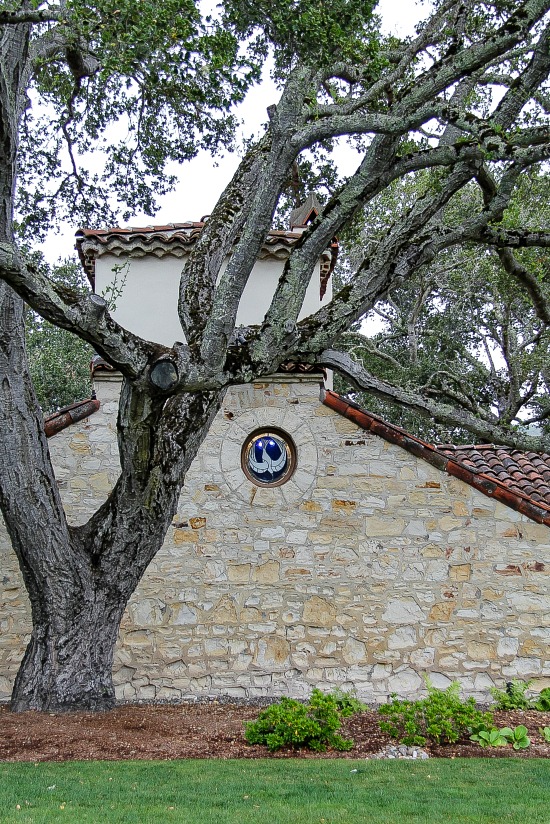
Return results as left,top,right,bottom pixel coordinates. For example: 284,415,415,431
0,759,549,823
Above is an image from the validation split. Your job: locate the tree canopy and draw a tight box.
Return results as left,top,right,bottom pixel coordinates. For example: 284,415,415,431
2,0,550,448
336,169,550,444
1,0,550,711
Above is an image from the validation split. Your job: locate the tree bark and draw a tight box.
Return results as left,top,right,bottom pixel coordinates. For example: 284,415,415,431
4,371,224,712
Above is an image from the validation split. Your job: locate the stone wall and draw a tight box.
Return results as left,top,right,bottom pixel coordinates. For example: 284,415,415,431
1,376,549,703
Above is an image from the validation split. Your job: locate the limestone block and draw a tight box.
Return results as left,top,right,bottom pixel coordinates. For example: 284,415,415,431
466,641,495,660
301,500,322,513
455,608,479,619
366,516,405,537
520,638,547,657
261,525,286,539
449,564,471,582
68,433,91,454
502,657,542,677
369,461,399,477
171,604,198,626
89,472,112,492
227,563,251,583
173,529,198,544
204,561,227,582
382,599,426,625
373,556,400,577
128,599,166,626
342,637,367,665
372,663,392,680
209,596,239,624
438,516,464,532
480,602,504,620
332,499,357,512
254,637,290,668
388,668,423,694
404,520,428,537
520,523,550,543
425,561,449,581
409,648,435,668
252,561,280,584
421,544,445,558
303,596,337,626
287,530,308,545
428,602,455,622
507,592,550,612
387,626,417,649
290,650,310,669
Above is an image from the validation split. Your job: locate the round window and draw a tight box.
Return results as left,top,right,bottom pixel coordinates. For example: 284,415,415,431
241,429,296,487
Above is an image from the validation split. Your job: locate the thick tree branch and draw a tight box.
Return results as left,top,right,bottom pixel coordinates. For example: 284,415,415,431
195,64,317,370
0,9,61,24
319,348,550,453
0,242,157,377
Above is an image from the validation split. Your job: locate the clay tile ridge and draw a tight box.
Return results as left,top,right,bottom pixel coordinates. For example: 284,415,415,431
43,397,100,439
75,223,310,286
321,388,550,527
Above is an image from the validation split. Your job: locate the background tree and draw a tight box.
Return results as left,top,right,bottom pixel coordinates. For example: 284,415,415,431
335,171,550,443
25,258,92,412
0,0,549,711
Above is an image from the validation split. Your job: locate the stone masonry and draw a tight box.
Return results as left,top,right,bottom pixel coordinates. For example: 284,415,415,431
1,376,549,703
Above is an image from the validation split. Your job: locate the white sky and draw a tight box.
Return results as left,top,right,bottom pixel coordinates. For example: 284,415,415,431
40,1,426,262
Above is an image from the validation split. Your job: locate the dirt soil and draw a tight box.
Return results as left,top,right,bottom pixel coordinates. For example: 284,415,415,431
1,702,550,762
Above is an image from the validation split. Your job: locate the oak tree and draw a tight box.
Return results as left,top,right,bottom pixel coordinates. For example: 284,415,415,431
1,0,549,710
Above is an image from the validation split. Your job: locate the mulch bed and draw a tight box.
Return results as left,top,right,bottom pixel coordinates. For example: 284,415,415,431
1,702,550,762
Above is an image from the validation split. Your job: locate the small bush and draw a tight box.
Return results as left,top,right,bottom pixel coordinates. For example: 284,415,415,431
489,680,532,711
532,688,550,712
470,727,508,748
501,725,530,750
244,689,365,752
378,681,493,747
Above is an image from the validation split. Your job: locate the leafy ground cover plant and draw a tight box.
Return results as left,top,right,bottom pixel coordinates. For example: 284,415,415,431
489,680,532,711
470,724,532,750
470,727,508,748
539,726,550,743
378,681,493,747
532,688,550,712
501,725,531,750
244,689,366,752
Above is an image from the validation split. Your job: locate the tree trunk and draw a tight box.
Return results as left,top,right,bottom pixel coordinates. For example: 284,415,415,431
0,18,227,710
2,344,224,711
11,575,128,712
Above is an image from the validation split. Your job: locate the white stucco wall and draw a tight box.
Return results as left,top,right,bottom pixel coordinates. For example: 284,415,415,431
94,254,331,347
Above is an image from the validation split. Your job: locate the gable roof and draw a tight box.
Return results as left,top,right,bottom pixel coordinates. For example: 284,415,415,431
76,222,338,291
321,389,550,527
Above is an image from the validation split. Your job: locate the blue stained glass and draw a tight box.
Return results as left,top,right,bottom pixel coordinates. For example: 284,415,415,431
247,433,289,483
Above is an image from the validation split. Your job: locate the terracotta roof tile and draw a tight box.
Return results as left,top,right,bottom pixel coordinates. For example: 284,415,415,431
437,444,550,507
75,221,338,292
44,397,100,438
321,389,550,527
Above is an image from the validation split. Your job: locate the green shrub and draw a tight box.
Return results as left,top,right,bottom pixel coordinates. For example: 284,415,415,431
470,723,531,750
489,680,532,711
331,687,367,717
470,727,508,748
244,689,365,752
378,681,493,747
501,725,530,750
532,688,550,712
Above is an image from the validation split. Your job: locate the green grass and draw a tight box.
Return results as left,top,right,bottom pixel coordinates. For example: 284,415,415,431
0,759,549,823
